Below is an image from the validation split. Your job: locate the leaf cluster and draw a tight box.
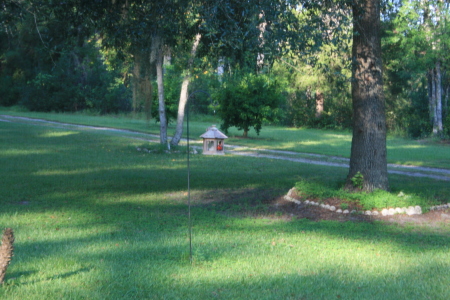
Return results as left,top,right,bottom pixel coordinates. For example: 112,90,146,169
214,73,283,136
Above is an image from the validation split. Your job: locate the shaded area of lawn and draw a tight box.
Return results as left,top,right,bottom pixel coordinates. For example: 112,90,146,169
1,121,450,299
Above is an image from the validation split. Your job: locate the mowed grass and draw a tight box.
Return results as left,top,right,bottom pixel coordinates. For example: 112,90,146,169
1,118,450,299
1,108,450,169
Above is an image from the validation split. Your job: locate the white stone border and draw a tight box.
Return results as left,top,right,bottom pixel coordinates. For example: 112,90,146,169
284,188,450,216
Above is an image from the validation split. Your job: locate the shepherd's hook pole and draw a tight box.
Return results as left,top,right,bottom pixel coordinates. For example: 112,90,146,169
186,90,211,264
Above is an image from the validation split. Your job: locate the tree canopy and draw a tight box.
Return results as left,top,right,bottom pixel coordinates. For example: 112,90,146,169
2,0,450,192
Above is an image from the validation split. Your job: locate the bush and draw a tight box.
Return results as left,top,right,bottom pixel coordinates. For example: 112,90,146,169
20,46,129,114
0,76,20,107
283,90,316,127
282,88,352,130
444,113,450,137
214,73,283,137
407,112,432,138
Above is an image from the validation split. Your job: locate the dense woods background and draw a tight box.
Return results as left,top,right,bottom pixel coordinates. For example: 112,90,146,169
1,0,449,139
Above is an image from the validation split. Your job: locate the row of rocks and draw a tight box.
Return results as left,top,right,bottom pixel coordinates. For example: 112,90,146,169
284,188,448,216
430,204,450,211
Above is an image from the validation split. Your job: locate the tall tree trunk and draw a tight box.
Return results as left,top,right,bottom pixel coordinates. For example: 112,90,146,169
131,54,141,114
132,50,153,118
428,70,434,127
256,12,266,72
171,34,201,146
143,72,153,123
430,68,438,135
315,91,324,118
346,0,389,192
153,35,168,145
445,85,449,121
217,57,225,79
435,60,443,135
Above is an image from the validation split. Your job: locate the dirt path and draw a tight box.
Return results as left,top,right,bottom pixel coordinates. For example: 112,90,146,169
228,149,450,181
2,114,449,182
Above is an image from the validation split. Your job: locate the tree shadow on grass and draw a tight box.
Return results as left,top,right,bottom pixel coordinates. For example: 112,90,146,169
4,270,36,282
4,215,449,298
139,261,450,299
3,157,450,259
6,267,92,286
3,185,450,299
2,121,450,298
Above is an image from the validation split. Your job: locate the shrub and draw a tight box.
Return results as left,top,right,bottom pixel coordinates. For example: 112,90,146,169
444,113,450,137
214,73,283,137
0,76,20,107
20,45,129,114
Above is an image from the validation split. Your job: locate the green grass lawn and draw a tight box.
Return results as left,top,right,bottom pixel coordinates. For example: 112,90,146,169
1,111,450,299
1,108,450,169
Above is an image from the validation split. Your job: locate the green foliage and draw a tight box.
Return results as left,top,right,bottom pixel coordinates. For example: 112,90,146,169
199,0,299,71
0,49,29,107
295,179,431,211
382,0,450,137
281,88,352,130
0,76,20,106
357,189,427,211
283,89,316,127
190,68,222,115
340,202,349,210
214,73,283,136
21,45,130,113
444,113,450,137
351,172,364,190
271,41,353,130
0,1,132,114
151,65,181,124
2,0,448,138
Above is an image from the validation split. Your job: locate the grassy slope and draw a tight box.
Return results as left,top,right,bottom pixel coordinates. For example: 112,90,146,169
0,112,450,299
1,108,449,169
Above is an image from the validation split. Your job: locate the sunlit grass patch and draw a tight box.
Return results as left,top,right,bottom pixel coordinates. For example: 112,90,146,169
38,131,79,138
0,149,52,157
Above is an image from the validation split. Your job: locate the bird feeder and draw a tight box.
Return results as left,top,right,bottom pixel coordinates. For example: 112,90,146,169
200,125,228,155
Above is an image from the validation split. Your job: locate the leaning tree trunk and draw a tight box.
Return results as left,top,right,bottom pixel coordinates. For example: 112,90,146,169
346,0,389,192
153,35,168,146
171,34,201,146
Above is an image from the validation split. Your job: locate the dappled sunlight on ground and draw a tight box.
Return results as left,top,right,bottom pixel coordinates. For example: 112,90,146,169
387,144,427,149
38,131,80,138
0,149,52,157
